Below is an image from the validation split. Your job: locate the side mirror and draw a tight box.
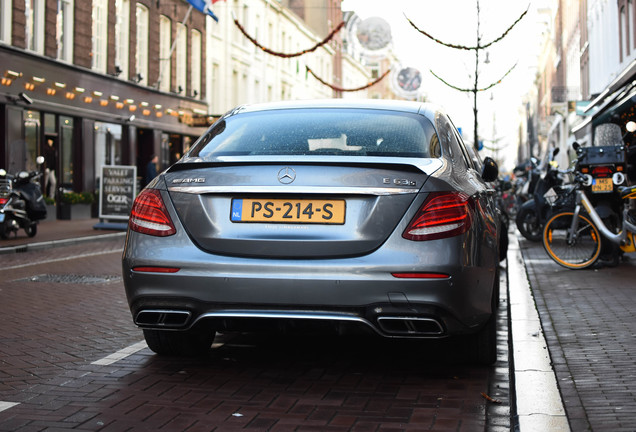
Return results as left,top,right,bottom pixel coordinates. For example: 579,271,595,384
572,141,580,152
552,147,560,157
481,156,499,183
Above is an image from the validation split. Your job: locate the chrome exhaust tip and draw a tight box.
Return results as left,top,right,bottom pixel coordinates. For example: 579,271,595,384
135,310,192,328
377,316,444,336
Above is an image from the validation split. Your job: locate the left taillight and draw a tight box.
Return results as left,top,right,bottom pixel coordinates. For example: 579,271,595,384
403,191,473,241
129,189,176,237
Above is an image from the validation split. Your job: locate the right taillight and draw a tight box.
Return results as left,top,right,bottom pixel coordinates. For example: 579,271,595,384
402,191,473,241
129,189,176,237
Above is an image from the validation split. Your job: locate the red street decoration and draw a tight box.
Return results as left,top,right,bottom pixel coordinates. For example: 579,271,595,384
233,17,345,58
305,65,390,92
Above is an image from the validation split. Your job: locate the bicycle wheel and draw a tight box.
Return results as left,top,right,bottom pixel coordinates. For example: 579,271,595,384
543,211,602,269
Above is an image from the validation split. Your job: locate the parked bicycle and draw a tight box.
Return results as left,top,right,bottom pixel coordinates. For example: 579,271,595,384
542,170,636,270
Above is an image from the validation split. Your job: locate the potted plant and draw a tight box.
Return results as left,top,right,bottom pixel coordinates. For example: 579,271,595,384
58,191,96,220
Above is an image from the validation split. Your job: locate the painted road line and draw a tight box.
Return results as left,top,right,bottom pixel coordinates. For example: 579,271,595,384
0,402,19,412
3,249,121,271
92,340,148,366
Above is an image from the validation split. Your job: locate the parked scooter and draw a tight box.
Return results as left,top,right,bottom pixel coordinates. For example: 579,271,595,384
516,148,570,241
0,156,47,239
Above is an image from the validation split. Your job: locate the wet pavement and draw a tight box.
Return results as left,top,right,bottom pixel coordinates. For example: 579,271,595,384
1,218,635,431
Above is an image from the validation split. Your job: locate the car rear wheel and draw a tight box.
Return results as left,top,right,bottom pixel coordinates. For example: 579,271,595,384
467,309,497,365
466,273,498,365
143,327,216,356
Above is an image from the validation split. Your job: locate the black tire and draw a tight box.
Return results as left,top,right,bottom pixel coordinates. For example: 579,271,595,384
465,272,498,365
515,202,542,242
0,222,9,239
143,327,216,356
25,223,37,238
542,211,601,270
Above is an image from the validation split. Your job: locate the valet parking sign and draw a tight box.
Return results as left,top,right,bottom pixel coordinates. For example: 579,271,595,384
99,165,137,220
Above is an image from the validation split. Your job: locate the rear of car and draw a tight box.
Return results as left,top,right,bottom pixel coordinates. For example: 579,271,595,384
122,99,502,364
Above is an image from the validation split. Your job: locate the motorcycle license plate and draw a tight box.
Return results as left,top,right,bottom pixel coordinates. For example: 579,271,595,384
591,177,613,193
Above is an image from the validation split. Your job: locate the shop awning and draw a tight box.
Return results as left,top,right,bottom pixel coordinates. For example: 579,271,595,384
583,58,636,115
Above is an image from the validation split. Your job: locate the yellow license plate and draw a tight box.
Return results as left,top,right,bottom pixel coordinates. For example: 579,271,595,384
591,177,613,193
231,198,345,224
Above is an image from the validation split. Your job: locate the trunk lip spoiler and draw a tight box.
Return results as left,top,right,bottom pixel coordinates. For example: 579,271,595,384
168,185,420,195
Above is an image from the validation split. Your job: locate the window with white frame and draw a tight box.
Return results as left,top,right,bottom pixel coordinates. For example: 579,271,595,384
135,3,149,85
115,0,130,79
176,22,187,94
191,29,202,99
0,0,12,44
57,0,74,62
92,0,108,73
159,15,172,92
26,0,45,54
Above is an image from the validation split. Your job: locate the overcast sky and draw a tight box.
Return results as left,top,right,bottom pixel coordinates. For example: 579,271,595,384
341,0,547,170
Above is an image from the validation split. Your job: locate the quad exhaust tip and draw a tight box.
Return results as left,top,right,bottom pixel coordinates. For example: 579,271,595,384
377,316,444,335
135,310,191,328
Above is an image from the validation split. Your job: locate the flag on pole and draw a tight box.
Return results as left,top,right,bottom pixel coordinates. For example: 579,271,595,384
184,0,221,22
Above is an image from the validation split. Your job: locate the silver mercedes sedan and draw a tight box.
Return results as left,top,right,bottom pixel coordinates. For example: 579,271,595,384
122,99,505,364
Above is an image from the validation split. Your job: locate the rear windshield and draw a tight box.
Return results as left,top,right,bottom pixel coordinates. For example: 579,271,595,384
187,108,440,159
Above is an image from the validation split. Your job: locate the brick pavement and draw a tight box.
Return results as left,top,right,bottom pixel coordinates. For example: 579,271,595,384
519,237,636,432
0,220,512,431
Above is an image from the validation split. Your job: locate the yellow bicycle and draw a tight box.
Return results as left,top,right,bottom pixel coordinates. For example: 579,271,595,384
543,174,636,269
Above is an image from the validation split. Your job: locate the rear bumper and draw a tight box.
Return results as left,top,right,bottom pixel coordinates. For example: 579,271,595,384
123,258,496,338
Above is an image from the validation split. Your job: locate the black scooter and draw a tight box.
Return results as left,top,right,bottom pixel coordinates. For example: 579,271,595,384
0,156,47,239
515,148,566,241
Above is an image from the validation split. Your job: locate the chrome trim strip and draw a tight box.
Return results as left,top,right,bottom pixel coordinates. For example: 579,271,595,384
180,156,445,176
191,310,447,338
168,185,420,195
199,310,365,321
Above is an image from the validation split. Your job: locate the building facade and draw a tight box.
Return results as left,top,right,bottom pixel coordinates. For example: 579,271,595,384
1,0,373,219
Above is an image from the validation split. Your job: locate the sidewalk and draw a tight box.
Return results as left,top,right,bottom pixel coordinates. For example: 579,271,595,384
517,234,636,432
0,218,126,254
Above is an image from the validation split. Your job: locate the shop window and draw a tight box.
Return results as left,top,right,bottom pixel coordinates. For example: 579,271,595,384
94,123,122,190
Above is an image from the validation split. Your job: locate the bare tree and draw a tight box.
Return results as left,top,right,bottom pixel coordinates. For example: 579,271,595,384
406,1,528,149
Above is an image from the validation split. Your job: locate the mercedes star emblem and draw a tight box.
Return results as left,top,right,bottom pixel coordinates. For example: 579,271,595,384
277,167,296,184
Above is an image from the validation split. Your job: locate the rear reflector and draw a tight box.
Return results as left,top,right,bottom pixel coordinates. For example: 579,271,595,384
132,266,180,273
403,191,473,241
129,189,176,237
391,272,450,279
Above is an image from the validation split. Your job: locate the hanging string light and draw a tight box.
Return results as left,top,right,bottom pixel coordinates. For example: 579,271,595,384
305,65,390,93
232,13,345,58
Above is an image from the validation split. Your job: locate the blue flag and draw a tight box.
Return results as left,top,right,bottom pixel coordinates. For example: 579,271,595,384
185,0,219,22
